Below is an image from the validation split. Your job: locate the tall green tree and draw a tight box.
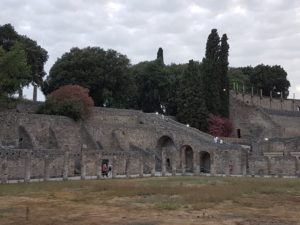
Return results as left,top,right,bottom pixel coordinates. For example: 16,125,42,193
164,63,187,116
0,43,31,95
130,60,169,112
0,24,48,100
229,65,290,97
0,24,19,51
176,60,208,131
202,29,221,115
218,34,230,117
156,47,164,65
43,47,132,107
20,36,48,101
250,64,290,98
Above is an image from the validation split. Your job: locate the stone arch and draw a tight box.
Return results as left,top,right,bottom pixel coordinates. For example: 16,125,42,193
199,151,211,173
18,126,33,149
180,145,194,173
156,135,176,173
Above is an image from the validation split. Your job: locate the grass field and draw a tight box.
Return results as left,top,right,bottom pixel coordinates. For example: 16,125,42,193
1,176,300,225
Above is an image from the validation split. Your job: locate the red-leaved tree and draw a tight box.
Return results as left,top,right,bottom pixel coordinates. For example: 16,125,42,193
207,114,233,137
38,85,94,121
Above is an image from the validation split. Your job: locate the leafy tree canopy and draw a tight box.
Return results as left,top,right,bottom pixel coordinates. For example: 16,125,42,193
0,43,31,95
129,59,169,113
0,23,48,99
229,64,290,98
43,47,132,107
176,60,208,131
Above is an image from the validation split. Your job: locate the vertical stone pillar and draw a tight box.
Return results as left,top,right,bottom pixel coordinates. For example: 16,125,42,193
1,156,8,184
161,149,166,176
24,151,31,183
181,148,186,175
210,152,215,176
125,156,130,178
44,156,50,181
151,154,156,177
295,157,300,177
266,156,271,175
112,156,117,179
241,151,247,176
63,151,69,181
96,153,102,179
139,154,144,178
193,151,200,175
171,152,177,176
81,152,86,180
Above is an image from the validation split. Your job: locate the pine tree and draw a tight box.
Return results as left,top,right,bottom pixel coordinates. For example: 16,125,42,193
202,29,221,115
218,34,230,117
176,60,208,131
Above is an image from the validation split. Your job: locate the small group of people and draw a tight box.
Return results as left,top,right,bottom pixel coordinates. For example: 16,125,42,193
213,136,223,144
101,163,112,177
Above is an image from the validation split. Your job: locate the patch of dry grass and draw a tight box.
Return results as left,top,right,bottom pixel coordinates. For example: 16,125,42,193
1,176,300,225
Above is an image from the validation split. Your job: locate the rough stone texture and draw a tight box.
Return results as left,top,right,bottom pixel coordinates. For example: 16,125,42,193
1,92,300,182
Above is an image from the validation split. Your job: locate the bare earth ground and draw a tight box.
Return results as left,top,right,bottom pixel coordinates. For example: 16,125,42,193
0,176,300,225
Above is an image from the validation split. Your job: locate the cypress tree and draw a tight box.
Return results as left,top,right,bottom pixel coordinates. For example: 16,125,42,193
156,47,164,65
202,29,221,115
218,34,230,117
176,60,208,131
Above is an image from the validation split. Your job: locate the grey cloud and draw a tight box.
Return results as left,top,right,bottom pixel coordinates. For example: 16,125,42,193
0,0,300,99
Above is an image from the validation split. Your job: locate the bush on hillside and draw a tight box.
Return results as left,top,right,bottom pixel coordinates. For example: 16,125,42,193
207,114,233,137
37,85,94,121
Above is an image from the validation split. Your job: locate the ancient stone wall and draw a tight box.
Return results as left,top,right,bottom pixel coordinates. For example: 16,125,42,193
233,92,300,112
1,97,300,183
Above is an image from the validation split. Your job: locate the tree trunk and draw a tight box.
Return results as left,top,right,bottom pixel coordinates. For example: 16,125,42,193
18,88,23,99
33,84,37,102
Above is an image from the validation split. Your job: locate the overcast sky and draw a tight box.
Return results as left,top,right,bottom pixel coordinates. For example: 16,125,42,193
1,0,300,100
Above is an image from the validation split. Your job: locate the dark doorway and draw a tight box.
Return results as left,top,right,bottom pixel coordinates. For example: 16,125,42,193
237,129,241,138
166,158,171,171
185,147,194,173
200,151,210,173
74,158,81,175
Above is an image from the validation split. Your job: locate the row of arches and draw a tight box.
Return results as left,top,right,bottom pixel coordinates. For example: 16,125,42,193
155,135,211,174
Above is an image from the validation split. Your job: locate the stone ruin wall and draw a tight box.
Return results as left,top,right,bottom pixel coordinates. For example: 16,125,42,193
1,94,300,184
0,108,248,183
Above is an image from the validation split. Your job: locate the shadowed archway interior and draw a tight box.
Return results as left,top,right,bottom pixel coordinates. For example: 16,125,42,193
156,135,176,172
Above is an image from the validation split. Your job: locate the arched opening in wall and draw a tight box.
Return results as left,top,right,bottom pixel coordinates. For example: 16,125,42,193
200,151,210,173
156,135,176,173
18,126,33,149
180,145,194,173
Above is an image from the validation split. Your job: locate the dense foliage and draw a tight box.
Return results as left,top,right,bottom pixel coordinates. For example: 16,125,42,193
229,64,290,98
176,60,208,130
0,44,31,95
43,47,132,107
202,29,230,118
208,114,233,137
0,23,48,100
37,85,94,121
